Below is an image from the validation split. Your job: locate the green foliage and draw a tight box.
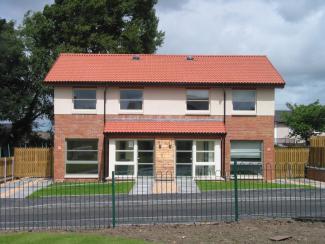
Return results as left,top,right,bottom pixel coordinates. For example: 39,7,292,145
283,101,325,144
0,0,164,146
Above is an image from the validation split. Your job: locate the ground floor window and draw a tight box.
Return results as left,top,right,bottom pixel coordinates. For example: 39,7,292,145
176,140,221,177
65,139,98,177
110,139,154,177
230,141,263,176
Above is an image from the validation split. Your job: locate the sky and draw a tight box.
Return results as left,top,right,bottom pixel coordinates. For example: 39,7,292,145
1,0,325,110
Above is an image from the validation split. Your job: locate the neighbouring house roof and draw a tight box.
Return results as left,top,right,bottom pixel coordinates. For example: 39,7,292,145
104,119,226,134
44,54,285,87
275,110,291,123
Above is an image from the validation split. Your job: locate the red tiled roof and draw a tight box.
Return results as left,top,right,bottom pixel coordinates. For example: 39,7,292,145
104,120,226,134
44,54,285,86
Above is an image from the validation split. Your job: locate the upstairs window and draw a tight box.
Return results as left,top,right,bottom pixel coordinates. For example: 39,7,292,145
186,90,209,111
120,90,143,110
73,89,96,110
232,90,256,111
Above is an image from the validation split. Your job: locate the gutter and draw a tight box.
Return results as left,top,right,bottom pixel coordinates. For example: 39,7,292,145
103,87,107,181
222,88,226,178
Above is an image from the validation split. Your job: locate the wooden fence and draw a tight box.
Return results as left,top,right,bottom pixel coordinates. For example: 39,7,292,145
13,148,53,178
0,157,14,180
308,147,325,168
310,136,325,147
274,147,309,178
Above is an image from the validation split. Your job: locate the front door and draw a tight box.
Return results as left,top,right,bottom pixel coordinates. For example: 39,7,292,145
109,139,154,178
175,140,221,177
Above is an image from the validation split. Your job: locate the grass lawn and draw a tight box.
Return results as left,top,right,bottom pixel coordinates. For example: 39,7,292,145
29,181,134,198
0,232,149,244
197,180,313,191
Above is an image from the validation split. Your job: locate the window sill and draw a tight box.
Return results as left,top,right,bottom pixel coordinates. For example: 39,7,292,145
72,109,97,115
105,176,136,180
65,174,98,179
231,110,257,116
186,111,210,115
194,176,224,180
119,110,143,115
230,175,263,180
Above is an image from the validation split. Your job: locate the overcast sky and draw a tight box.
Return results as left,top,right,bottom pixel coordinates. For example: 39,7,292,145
1,0,325,110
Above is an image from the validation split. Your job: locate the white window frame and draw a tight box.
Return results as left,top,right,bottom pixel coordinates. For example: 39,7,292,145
108,139,154,178
230,140,263,179
231,89,257,116
72,88,97,114
65,139,99,178
119,89,144,114
175,140,221,178
186,89,210,115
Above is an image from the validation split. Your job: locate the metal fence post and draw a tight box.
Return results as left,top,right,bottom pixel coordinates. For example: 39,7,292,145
112,171,116,228
233,159,239,221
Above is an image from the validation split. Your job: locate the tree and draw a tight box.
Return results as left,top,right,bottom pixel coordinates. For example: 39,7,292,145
1,0,164,146
283,101,325,145
0,18,38,146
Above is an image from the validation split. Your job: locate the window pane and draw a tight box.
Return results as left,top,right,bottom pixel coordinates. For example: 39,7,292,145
176,141,192,150
138,165,153,176
187,101,209,110
116,152,134,162
195,165,215,176
120,100,142,110
67,140,98,151
67,151,97,161
230,164,262,175
120,90,143,99
116,140,134,150
138,140,154,150
232,90,256,111
187,90,209,100
74,90,96,99
231,141,262,159
196,141,214,151
196,152,214,162
74,100,96,109
176,152,192,164
66,164,98,175
115,165,134,176
176,165,192,176
138,152,153,164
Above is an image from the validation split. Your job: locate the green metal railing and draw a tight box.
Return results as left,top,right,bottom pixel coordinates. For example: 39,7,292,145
0,164,324,230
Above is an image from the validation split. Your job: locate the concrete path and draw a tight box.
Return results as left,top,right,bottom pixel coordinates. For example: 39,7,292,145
274,178,325,189
0,178,52,198
129,177,154,195
130,177,200,195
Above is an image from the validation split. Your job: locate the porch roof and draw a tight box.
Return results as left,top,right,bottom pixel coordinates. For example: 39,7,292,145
104,119,226,135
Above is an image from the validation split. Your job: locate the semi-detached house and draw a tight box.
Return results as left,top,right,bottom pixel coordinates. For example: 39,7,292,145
44,54,285,181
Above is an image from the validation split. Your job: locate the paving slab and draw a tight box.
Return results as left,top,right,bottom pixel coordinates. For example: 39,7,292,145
0,178,53,198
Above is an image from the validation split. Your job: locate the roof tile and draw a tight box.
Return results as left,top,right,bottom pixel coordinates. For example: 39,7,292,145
104,120,226,134
45,54,285,86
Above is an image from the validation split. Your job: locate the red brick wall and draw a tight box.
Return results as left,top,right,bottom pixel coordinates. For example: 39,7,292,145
224,116,275,180
306,167,325,182
54,114,104,181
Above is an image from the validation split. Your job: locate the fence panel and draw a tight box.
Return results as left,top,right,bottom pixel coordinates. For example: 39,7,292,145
310,136,325,147
14,148,53,178
309,147,325,168
0,157,14,180
275,147,309,178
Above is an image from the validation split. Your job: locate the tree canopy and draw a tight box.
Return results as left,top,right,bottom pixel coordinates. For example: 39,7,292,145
0,0,164,147
283,101,325,144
